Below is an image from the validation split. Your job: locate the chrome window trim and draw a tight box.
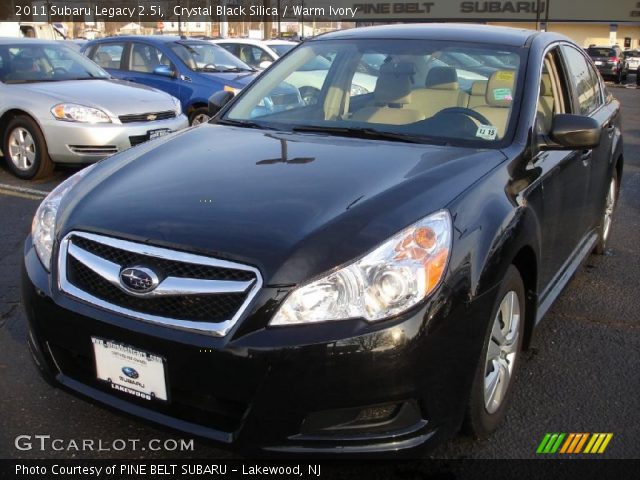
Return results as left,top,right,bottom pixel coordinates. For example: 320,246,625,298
57,231,263,337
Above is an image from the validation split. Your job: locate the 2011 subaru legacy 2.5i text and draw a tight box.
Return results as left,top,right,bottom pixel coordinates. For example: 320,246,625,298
23,25,622,455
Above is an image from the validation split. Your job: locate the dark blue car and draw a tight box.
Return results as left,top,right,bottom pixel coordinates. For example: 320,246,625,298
83,36,258,125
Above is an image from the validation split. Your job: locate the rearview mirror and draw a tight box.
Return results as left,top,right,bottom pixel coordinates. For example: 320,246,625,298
208,90,234,117
259,60,273,69
544,114,601,150
153,65,175,78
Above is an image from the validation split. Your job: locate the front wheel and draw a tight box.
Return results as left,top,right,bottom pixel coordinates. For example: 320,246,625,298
465,265,525,438
189,107,210,126
594,171,618,255
3,115,54,180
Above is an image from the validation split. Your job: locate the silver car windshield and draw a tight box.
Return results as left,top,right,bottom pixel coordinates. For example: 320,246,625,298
0,44,109,83
224,39,524,145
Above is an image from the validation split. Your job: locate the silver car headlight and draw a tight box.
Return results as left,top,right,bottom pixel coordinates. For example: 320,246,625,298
271,210,452,326
171,96,182,115
51,103,111,123
32,164,97,271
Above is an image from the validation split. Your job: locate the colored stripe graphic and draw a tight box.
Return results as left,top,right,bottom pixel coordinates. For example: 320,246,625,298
537,433,613,454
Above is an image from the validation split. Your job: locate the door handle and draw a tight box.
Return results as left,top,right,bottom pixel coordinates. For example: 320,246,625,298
579,150,592,166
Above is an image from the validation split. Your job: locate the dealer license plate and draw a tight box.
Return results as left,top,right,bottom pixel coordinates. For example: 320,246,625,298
92,337,168,402
148,128,171,140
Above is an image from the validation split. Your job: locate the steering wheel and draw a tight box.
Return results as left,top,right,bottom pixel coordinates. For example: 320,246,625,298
52,67,68,76
203,63,217,70
435,107,492,126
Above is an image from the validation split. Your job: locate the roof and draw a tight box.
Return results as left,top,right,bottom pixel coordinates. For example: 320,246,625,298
86,35,210,45
317,24,538,47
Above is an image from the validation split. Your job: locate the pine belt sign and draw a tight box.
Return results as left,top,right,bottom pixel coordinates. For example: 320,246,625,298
345,0,640,22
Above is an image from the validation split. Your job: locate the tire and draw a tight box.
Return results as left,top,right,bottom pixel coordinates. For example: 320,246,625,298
3,115,54,180
465,265,525,438
594,170,618,255
189,107,210,126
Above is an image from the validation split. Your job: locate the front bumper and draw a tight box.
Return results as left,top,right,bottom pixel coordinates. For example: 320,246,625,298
22,235,496,455
40,114,189,164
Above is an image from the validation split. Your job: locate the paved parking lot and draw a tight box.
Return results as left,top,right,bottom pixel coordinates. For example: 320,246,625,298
0,85,638,460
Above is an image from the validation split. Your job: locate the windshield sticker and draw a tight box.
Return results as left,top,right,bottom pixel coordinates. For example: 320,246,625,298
476,125,497,140
496,71,515,82
493,88,513,101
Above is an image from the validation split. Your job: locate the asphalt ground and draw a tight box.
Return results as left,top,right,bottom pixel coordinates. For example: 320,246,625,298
0,84,638,462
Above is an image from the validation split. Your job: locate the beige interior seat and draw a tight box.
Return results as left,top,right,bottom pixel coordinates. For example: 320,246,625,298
472,70,516,138
467,80,488,108
351,62,424,125
411,66,469,118
537,73,554,133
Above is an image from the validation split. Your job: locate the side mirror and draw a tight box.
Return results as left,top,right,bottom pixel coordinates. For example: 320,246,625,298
259,60,273,69
544,114,601,150
208,90,234,117
153,65,175,78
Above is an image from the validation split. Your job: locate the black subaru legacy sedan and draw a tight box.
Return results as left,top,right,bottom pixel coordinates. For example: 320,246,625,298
23,24,622,454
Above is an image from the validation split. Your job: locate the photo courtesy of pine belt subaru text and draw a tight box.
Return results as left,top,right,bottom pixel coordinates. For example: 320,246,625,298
23,24,623,455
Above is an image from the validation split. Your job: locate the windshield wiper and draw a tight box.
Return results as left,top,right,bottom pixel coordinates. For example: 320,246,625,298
215,118,281,130
291,125,444,145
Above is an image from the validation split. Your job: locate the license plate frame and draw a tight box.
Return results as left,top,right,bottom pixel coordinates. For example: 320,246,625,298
91,337,169,402
148,128,171,140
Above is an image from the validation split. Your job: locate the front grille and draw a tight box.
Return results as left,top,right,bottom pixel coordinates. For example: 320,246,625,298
67,256,246,322
58,232,262,336
119,110,176,123
68,145,118,155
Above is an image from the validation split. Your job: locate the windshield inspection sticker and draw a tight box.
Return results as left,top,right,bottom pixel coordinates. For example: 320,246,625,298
476,125,497,140
493,88,513,102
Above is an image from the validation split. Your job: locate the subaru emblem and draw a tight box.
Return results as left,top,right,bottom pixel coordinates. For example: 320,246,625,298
119,266,160,294
122,366,139,379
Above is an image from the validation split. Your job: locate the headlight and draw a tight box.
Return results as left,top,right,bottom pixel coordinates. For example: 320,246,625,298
271,210,452,326
350,84,369,96
171,96,182,115
32,164,97,270
51,104,111,123
223,85,241,95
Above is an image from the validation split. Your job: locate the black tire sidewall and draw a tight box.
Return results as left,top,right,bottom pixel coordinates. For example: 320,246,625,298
3,115,52,180
465,265,526,438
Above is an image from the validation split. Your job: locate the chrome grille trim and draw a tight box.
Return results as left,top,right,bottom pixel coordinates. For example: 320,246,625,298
57,231,263,337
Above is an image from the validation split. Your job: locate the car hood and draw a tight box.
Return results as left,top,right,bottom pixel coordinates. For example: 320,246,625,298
59,125,505,285
14,79,176,116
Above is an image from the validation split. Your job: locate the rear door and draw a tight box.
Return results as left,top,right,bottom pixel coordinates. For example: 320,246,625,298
560,44,619,232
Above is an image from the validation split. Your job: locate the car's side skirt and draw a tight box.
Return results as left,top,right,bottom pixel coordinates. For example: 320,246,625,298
535,231,598,325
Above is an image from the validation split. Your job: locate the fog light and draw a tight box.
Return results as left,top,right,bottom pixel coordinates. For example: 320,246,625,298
354,404,399,423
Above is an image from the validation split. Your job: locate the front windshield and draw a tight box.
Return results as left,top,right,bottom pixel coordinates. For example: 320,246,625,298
169,42,253,72
0,44,109,83
224,39,523,145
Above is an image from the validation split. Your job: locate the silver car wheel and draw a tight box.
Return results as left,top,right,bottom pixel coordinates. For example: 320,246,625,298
8,127,36,171
191,113,210,125
484,290,520,414
602,177,616,243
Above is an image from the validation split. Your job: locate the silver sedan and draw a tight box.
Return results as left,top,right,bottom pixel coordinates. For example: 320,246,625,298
0,38,188,179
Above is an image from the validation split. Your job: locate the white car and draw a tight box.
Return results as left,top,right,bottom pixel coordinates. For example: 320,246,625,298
211,38,297,69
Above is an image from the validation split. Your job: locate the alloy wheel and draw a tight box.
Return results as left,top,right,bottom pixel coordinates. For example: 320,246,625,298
484,290,520,414
7,127,36,171
602,177,616,243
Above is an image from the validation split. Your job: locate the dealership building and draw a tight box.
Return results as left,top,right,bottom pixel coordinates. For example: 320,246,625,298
345,0,640,49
